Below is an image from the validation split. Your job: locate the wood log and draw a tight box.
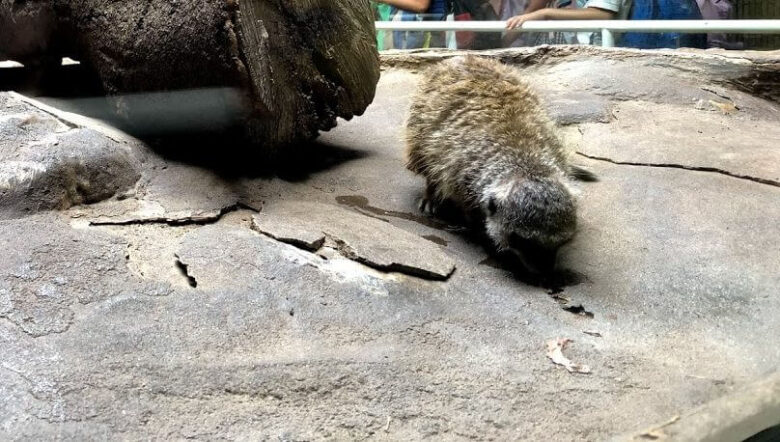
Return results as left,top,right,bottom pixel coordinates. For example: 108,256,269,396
0,0,380,148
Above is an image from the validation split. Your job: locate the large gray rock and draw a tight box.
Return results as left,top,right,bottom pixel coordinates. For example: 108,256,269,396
1,46,779,440
0,93,142,219
381,46,780,124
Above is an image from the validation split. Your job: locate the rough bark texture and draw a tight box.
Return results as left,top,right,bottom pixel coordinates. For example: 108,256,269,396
0,0,380,148
0,2,55,64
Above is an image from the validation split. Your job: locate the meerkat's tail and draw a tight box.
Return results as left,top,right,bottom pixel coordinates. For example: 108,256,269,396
568,165,599,182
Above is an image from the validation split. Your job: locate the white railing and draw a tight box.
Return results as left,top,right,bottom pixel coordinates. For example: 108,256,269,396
375,19,780,47
0,58,80,68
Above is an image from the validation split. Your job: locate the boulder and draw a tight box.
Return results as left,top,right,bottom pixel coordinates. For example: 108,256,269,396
0,92,142,219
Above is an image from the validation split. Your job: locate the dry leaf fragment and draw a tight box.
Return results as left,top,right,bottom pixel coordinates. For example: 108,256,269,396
639,429,667,440
708,100,738,114
635,415,680,440
546,338,591,374
583,330,602,337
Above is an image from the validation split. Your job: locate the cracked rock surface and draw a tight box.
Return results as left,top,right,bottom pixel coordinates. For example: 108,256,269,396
1,47,779,440
0,214,171,338
572,101,780,186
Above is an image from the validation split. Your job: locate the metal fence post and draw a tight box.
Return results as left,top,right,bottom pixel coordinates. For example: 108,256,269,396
601,28,615,47
446,13,457,49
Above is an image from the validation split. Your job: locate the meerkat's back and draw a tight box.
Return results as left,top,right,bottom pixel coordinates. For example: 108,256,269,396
405,55,569,207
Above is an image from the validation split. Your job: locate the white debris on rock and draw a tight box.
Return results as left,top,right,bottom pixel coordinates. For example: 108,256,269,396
546,338,591,374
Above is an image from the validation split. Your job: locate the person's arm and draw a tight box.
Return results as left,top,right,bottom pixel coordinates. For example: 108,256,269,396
375,0,432,13
506,6,615,29
525,0,550,13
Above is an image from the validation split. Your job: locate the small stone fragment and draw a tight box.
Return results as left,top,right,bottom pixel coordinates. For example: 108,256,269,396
252,201,456,280
634,415,680,441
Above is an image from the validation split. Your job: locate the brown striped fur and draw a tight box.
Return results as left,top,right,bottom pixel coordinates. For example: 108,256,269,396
405,55,590,271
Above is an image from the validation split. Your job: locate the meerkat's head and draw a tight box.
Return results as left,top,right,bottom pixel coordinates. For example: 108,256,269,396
482,177,577,273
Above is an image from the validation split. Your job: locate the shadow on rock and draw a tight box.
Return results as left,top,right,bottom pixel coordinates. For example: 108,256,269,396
142,132,369,181
479,253,586,291
2,68,369,181
0,63,105,99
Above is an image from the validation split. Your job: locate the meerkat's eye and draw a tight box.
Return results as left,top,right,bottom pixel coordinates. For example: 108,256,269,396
487,198,497,215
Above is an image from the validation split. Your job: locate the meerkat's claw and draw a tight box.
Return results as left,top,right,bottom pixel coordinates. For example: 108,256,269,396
418,197,436,215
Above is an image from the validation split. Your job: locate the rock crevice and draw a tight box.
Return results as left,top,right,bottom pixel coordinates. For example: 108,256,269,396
576,152,780,189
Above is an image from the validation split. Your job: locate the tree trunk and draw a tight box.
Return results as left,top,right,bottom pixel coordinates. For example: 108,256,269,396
0,0,380,148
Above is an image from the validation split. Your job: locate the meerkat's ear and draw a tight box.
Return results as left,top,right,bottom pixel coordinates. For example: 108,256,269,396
484,178,516,214
568,165,598,182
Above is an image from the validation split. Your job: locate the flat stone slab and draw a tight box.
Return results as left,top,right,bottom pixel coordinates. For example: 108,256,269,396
541,90,612,125
72,162,243,226
252,201,456,280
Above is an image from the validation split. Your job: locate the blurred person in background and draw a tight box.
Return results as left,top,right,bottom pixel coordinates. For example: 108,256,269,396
499,0,532,46
452,0,503,49
508,0,632,26
621,0,706,49
375,0,448,48
506,0,632,45
696,0,742,49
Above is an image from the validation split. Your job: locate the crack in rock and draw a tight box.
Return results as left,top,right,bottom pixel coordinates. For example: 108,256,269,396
327,234,452,281
576,152,780,188
255,227,453,282
88,203,259,227
174,255,198,288
561,304,595,319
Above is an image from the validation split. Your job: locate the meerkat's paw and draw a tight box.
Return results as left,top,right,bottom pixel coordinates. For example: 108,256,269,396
419,181,441,215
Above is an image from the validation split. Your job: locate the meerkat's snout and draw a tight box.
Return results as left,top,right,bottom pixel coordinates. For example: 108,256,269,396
509,237,559,274
484,178,577,273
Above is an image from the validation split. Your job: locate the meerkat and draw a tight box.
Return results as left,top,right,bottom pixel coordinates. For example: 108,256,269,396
405,55,595,273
